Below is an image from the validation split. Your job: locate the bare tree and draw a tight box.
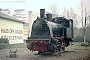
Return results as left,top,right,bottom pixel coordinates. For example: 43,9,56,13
62,8,68,18
62,1,90,44
62,7,77,27
79,1,90,44
51,4,58,17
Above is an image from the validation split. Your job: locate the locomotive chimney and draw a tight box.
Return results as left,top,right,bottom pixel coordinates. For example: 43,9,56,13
40,9,45,18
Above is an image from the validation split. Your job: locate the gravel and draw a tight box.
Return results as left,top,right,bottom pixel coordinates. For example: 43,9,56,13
0,48,90,60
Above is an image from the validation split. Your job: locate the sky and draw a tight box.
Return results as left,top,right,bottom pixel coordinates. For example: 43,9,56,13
0,0,90,14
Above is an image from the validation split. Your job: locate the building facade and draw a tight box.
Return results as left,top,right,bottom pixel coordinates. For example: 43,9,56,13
0,8,14,17
0,12,24,44
23,23,29,40
0,8,10,14
13,9,28,23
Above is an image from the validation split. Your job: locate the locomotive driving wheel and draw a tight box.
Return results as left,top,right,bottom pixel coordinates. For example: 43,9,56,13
62,46,65,51
38,51,45,55
61,42,65,53
38,51,54,55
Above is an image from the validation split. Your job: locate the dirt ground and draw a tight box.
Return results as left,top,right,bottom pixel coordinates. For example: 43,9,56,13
0,48,90,60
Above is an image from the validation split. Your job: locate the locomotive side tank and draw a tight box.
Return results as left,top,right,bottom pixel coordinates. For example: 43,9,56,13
26,9,73,54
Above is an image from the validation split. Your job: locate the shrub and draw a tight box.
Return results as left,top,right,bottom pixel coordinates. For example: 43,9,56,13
0,38,9,49
0,38,9,44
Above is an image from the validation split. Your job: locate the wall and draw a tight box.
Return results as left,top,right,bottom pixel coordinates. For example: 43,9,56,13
0,18,24,44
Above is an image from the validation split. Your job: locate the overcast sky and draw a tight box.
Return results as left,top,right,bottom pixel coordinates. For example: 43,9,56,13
0,0,90,14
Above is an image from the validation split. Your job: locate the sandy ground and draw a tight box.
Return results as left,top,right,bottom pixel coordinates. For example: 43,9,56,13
0,48,90,60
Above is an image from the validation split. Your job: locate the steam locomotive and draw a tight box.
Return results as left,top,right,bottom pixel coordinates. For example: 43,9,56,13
26,9,73,54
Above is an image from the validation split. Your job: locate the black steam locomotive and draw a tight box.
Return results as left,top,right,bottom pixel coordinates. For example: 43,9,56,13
26,9,73,54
